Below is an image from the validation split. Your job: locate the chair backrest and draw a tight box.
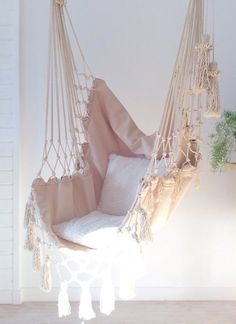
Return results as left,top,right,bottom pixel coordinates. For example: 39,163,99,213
84,78,155,203
33,78,155,227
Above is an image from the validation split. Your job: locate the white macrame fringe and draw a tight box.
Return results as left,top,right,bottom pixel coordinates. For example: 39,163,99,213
205,61,221,117
24,221,36,251
58,281,71,318
119,240,145,300
24,194,37,251
122,207,152,243
79,285,96,321
33,238,43,272
41,256,52,293
55,0,67,6
137,208,152,243
119,268,136,301
119,256,136,300
24,196,33,228
192,34,212,94
100,271,115,316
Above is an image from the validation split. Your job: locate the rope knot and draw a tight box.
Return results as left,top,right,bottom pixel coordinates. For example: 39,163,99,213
195,42,213,51
55,0,67,6
208,70,221,78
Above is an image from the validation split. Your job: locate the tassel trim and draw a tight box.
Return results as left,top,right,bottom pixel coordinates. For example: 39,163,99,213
100,272,115,316
24,194,35,228
41,256,52,293
119,263,136,300
205,61,221,118
33,238,43,272
79,285,96,321
121,207,152,244
58,281,71,318
24,193,37,251
24,221,37,251
192,34,213,94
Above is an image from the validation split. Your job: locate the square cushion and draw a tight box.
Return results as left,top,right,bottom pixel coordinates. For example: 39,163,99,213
98,154,150,216
53,155,169,249
53,210,125,249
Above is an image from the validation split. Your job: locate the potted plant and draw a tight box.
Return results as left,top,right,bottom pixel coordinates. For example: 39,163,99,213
209,111,236,171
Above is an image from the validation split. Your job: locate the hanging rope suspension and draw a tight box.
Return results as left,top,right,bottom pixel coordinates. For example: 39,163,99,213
24,0,221,321
120,0,221,239
56,0,67,6
38,0,94,180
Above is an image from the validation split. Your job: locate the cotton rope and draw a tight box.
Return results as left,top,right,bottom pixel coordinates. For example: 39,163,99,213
25,0,221,321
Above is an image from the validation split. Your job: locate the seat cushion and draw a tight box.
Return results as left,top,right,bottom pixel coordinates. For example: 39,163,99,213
98,154,150,216
53,210,125,249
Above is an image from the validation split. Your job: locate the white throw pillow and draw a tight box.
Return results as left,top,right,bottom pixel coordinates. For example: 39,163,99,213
53,210,125,249
98,154,150,216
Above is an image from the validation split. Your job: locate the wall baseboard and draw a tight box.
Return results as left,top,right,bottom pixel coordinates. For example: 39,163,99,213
0,289,22,304
2,287,236,304
0,290,12,304
12,289,22,304
20,287,236,302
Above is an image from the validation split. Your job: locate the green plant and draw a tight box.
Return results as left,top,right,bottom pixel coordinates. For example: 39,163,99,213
209,111,236,170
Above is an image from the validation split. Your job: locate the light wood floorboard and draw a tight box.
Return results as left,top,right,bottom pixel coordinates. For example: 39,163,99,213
1,301,236,324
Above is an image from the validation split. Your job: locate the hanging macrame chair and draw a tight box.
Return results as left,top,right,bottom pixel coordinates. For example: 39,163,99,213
24,0,220,321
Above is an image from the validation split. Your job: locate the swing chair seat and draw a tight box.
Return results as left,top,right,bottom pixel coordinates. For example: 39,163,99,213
53,153,167,249
23,1,221,319
53,210,125,249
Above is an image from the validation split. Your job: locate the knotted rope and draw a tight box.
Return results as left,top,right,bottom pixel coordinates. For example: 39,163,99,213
55,0,67,6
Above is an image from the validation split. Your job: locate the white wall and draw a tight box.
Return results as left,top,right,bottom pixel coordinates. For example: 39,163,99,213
19,0,236,301
0,0,20,303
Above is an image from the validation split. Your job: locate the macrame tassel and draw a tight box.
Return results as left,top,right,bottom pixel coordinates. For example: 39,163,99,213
55,0,67,6
192,34,213,94
130,208,152,243
41,256,52,293
24,196,33,228
33,238,43,272
119,264,136,300
205,61,221,117
24,221,36,251
24,194,37,251
58,281,71,318
119,241,145,300
100,271,115,316
79,285,96,321
137,208,152,243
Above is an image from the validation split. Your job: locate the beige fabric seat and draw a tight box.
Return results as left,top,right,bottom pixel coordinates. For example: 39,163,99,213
52,153,153,249
30,79,156,251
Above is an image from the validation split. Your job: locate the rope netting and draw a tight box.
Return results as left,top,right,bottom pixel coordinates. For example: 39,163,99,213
37,0,220,182
38,0,94,180
25,193,143,321
120,0,220,241
151,0,219,172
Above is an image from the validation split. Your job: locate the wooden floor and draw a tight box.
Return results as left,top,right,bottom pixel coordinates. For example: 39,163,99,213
1,301,236,324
